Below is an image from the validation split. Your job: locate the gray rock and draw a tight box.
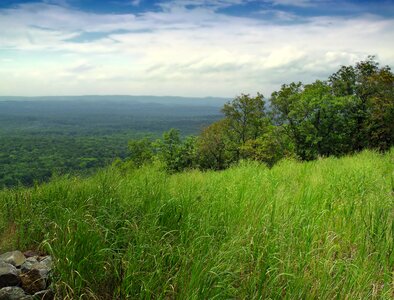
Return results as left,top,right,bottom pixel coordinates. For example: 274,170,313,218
21,256,52,277
20,261,34,273
0,287,32,300
32,289,54,300
37,257,52,271
25,258,38,264
0,252,26,268
21,263,50,278
0,263,20,288
20,269,47,295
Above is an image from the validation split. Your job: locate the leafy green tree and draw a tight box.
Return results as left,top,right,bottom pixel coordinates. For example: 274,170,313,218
271,81,359,159
196,120,231,170
329,65,357,97
222,93,268,159
155,129,199,172
177,136,198,171
155,129,182,172
328,56,394,151
240,125,295,166
128,137,155,167
365,67,394,150
299,81,359,157
270,82,310,158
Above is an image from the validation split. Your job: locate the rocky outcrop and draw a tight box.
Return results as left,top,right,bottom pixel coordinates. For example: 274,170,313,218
0,251,53,300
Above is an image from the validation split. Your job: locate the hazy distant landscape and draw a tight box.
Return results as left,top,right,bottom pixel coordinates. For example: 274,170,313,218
0,96,227,134
0,96,226,187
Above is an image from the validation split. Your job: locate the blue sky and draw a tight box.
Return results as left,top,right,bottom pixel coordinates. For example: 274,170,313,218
0,0,393,97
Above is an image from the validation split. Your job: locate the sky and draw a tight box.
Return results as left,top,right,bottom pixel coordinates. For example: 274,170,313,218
0,0,393,97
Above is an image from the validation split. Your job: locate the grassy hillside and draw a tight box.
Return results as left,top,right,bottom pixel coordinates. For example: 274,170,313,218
0,150,393,299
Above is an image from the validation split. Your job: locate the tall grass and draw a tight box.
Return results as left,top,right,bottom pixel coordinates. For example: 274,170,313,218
0,149,393,299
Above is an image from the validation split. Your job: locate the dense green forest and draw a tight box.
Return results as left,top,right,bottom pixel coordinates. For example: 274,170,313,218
0,97,225,188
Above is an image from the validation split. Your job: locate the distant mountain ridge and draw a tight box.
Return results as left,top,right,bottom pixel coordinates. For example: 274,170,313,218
0,95,230,107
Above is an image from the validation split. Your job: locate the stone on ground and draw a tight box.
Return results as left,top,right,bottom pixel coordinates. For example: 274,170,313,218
20,269,47,295
0,263,20,288
0,286,32,300
0,250,53,298
0,252,26,268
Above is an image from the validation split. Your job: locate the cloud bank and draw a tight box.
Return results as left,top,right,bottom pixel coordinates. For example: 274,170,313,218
0,0,393,97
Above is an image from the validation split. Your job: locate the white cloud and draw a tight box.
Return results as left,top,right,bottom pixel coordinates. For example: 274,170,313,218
268,0,323,7
131,0,141,6
158,0,249,10
0,2,393,97
42,0,70,6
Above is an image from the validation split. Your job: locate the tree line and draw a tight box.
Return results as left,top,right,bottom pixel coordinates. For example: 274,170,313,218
127,56,394,172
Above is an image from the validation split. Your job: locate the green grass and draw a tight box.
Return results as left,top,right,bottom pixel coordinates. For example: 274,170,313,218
0,149,393,299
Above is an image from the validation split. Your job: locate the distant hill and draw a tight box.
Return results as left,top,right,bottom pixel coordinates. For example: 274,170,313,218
0,95,230,107
0,96,227,134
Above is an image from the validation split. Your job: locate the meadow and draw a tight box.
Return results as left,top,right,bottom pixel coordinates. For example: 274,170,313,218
0,149,393,299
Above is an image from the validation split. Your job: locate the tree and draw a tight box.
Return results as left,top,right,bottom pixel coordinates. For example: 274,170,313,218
177,135,198,171
240,125,295,166
270,82,311,159
155,129,183,172
222,93,268,159
128,137,155,167
270,81,359,159
300,81,359,157
328,56,394,151
196,120,230,170
364,67,394,150
154,129,199,172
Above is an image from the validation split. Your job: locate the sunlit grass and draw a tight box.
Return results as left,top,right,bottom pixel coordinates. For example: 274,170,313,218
1,149,393,299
